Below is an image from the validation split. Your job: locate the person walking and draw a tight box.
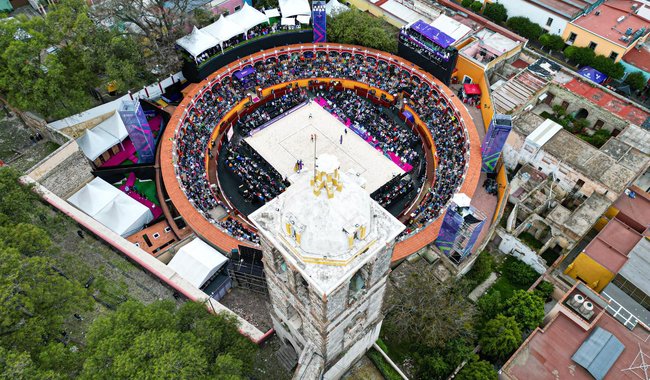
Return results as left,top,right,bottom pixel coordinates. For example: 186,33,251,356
340,135,343,144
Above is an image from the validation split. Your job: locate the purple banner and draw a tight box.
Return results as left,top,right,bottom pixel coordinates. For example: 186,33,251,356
402,110,415,122
313,1,326,43
434,208,464,256
234,66,256,80
462,220,485,256
400,31,453,62
481,114,512,173
118,100,156,164
410,20,455,48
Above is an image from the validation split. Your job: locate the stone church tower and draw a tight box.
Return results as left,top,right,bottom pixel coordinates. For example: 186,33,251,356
249,154,405,380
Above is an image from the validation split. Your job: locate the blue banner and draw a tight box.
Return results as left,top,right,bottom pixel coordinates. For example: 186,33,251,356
434,208,464,257
481,114,512,173
462,220,485,256
313,1,326,43
118,100,156,164
578,66,607,84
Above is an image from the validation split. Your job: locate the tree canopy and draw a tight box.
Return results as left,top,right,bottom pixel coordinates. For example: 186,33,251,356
502,290,545,332
327,9,398,53
82,300,256,379
483,3,508,24
506,17,543,40
539,33,566,52
0,0,151,120
455,359,498,380
564,46,596,67
624,71,647,91
479,315,522,360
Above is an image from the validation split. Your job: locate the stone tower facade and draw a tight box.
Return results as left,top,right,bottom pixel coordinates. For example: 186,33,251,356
249,155,405,380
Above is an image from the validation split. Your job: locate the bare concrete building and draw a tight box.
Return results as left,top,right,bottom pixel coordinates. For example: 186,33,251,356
249,154,405,379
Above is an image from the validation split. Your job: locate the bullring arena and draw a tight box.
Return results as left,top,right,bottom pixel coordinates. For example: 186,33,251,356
159,43,481,263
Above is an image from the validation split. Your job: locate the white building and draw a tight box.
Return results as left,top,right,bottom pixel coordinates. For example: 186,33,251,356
499,0,592,35
249,154,405,379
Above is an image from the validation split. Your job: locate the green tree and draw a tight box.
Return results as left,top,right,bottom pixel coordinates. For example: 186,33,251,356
501,256,539,287
455,360,498,380
0,223,52,256
563,46,595,67
535,280,554,301
386,270,476,349
413,339,475,380
0,347,66,380
466,251,495,287
625,71,647,91
470,1,483,12
461,0,473,7
81,300,257,379
483,3,508,24
502,290,545,331
477,290,502,322
328,9,398,53
590,55,625,79
0,246,92,354
506,17,543,40
539,33,566,52
479,315,522,360
0,168,37,225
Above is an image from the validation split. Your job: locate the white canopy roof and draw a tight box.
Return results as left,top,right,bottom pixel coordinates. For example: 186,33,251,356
229,3,269,32
77,127,121,161
281,17,296,26
264,8,281,18
325,0,349,15
176,26,219,57
296,14,311,24
68,177,153,237
77,111,129,161
278,0,311,18
201,14,244,44
167,238,228,288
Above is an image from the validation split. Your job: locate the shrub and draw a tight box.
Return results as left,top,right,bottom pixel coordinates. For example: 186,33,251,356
470,1,483,12
564,46,595,67
483,3,508,23
572,118,590,132
461,0,473,7
624,71,647,91
501,256,539,287
506,17,543,40
578,129,611,148
466,251,495,287
535,281,554,301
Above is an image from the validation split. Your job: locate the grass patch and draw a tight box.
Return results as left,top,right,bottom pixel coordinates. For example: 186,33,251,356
367,348,403,380
518,232,544,251
488,277,521,300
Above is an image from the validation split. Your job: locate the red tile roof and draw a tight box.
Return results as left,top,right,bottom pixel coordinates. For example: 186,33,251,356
563,78,650,126
622,45,650,74
503,310,650,380
572,1,650,47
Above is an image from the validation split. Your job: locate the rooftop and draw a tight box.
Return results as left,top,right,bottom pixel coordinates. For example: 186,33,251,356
563,193,612,237
430,14,472,42
503,288,650,380
493,70,549,113
622,43,650,73
614,186,650,231
572,0,650,47
564,78,650,127
583,217,643,273
523,0,594,19
618,237,650,295
249,155,405,296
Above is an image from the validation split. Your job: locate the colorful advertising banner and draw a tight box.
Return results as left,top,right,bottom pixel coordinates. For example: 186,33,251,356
118,100,156,164
313,1,326,43
462,220,485,256
434,208,464,257
481,114,512,173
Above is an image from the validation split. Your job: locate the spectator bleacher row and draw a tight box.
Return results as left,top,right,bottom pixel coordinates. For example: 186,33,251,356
173,48,469,244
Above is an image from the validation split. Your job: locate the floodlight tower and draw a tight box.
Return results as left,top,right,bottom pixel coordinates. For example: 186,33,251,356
249,154,405,379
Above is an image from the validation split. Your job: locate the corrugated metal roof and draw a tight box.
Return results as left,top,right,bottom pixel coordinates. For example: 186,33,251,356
525,118,563,148
572,327,625,380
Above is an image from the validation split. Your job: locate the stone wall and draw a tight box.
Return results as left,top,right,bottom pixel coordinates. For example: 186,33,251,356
29,142,94,198
497,229,547,274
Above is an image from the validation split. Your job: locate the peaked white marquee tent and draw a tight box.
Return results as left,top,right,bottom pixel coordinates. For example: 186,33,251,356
176,26,220,58
77,112,129,161
167,238,229,288
68,177,153,237
325,0,348,15
278,0,311,18
201,15,244,50
230,3,270,34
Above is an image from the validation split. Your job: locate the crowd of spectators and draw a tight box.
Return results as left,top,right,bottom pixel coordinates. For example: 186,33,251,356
174,49,469,243
371,174,414,209
225,140,288,204
235,88,308,136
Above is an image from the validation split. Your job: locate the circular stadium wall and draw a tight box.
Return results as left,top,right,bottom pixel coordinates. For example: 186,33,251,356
159,43,481,262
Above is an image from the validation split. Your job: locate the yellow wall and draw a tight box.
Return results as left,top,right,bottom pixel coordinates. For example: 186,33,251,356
564,253,615,292
562,23,630,62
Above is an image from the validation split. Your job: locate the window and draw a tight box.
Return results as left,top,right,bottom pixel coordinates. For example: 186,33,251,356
152,232,160,239
546,17,553,27
594,119,604,130
568,32,577,43
588,42,597,50
462,75,472,84
234,5,240,11
609,51,619,60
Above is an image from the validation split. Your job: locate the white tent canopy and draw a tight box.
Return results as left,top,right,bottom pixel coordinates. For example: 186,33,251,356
201,15,244,45
278,0,311,17
176,26,219,57
77,111,129,161
281,17,296,26
296,14,311,24
167,238,228,288
68,177,153,237
325,0,349,15
229,3,269,33
264,8,281,18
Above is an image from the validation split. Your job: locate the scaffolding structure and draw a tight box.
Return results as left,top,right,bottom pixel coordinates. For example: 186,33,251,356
227,245,268,294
